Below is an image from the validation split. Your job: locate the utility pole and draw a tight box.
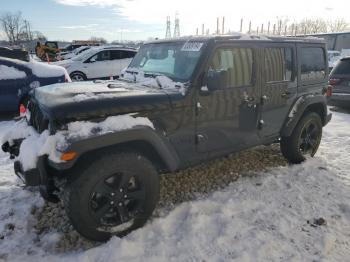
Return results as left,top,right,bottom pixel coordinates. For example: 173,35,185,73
248,21,251,34
216,17,220,34
240,18,243,32
165,16,171,38
202,24,205,35
267,21,270,35
173,12,180,37
222,17,225,35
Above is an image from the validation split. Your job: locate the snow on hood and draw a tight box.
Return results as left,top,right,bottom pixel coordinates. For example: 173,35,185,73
5,114,154,171
121,68,186,95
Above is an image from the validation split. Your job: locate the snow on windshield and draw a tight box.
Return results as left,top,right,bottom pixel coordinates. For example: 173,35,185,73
4,114,154,171
121,68,186,95
0,65,26,80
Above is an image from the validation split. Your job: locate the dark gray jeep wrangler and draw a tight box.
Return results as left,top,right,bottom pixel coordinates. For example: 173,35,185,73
2,35,332,241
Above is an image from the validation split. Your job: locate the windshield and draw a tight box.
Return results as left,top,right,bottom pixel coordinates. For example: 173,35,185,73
72,48,98,61
129,41,204,82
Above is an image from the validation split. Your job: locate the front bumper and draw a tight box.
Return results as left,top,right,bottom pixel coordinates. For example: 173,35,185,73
325,112,332,125
14,160,41,186
3,140,48,187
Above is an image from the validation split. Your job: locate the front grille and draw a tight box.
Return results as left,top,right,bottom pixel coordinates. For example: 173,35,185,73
27,101,49,133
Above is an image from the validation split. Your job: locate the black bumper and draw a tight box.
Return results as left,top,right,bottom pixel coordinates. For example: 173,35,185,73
13,156,48,187
325,112,332,125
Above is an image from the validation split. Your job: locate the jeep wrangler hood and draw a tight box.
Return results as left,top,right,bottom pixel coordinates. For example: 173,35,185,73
32,80,183,121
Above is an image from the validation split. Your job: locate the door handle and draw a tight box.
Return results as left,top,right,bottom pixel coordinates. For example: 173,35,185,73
244,97,256,108
281,91,291,98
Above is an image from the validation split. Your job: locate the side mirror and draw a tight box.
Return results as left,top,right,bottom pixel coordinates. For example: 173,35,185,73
206,69,228,91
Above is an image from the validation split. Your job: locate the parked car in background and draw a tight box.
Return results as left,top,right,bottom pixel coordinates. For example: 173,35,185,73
328,50,341,70
0,47,30,62
60,46,91,60
54,46,137,81
0,57,70,115
328,57,350,108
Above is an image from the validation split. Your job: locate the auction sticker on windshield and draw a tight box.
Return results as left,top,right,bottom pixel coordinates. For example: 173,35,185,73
181,42,203,52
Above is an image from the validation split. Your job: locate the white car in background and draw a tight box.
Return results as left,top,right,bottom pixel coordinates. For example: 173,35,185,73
54,46,137,81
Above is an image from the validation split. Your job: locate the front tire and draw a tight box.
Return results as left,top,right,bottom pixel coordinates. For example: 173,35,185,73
280,112,323,164
63,151,159,241
70,72,87,82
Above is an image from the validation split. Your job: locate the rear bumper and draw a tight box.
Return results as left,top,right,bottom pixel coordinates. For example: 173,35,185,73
327,94,350,107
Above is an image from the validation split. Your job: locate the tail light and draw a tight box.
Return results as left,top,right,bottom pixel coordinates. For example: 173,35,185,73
19,104,26,117
326,85,332,97
328,78,341,86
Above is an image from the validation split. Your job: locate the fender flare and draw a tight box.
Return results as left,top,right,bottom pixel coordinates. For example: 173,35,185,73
49,126,180,172
281,95,328,137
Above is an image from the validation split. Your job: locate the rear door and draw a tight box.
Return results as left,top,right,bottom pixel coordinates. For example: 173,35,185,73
195,43,261,154
259,44,297,138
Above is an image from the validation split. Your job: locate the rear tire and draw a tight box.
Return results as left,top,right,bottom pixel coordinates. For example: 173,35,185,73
70,72,87,82
280,112,322,164
63,151,159,241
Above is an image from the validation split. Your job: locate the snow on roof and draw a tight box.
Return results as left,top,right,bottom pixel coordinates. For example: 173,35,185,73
0,64,26,80
0,56,68,79
27,60,67,78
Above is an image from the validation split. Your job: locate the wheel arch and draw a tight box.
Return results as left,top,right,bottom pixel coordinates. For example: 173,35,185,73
281,95,328,137
49,127,180,174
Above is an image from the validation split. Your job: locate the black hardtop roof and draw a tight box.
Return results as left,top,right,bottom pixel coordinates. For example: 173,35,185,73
146,34,326,45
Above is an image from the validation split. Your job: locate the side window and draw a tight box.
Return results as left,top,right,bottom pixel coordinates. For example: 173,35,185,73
264,47,293,82
209,47,253,88
110,50,121,60
90,50,111,62
300,47,326,81
120,51,136,59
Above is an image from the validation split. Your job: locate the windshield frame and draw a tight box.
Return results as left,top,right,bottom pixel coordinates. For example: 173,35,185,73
128,41,207,83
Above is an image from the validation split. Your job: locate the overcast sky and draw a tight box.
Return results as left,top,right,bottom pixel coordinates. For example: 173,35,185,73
1,0,349,42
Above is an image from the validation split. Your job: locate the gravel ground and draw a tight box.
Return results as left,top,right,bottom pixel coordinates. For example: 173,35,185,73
33,144,287,253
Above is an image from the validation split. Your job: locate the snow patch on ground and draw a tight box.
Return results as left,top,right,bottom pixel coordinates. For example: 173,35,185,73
0,65,27,80
0,109,349,261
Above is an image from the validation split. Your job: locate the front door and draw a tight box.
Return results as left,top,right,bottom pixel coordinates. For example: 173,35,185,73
84,50,112,79
195,44,261,155
259,45,297,138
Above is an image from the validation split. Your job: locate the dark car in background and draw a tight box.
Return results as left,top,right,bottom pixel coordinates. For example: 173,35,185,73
328,57,350,108
0,47,30,62
0,57,70,116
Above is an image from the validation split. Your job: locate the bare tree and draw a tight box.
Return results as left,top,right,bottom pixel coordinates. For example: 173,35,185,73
32,31,47,41
327,18,349,32
0,11,25,44
297,18,328,34
90,36,107,44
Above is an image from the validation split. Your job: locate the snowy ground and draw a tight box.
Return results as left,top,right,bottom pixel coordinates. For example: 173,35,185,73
0,109,349,261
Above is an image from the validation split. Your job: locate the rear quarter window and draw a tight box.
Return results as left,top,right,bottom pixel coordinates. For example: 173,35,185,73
300,47,326,81
332,60,350,75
